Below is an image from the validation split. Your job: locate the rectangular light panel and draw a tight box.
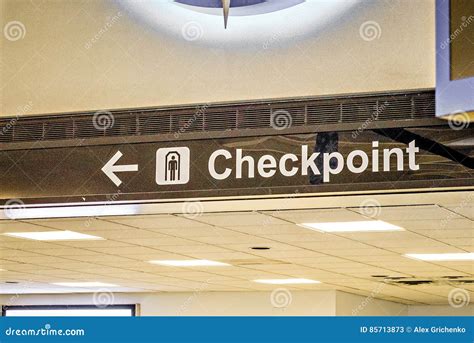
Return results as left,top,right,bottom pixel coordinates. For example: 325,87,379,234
405,253,474,261
3,230,104,241
299,220,404,232
254,278,320,285
149,260,230,267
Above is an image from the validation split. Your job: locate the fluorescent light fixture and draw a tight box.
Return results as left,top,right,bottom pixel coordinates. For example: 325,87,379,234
254,278,320,285
405,253,474,261
0,204,140,220
52,282,119,288
3,230,104,241
149,259,230,267
298,220,404,233
119,1,360,46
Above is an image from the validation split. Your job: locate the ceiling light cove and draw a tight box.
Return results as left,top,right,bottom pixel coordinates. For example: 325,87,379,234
3,230,104,241
254,278,320,285
405,253,474,261
149,260,230,267
119,0,361,47
52,282,120,288
299,221,404,233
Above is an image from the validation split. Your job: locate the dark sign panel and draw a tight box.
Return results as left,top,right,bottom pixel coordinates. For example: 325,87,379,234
436,0,474,116
0,126,473,204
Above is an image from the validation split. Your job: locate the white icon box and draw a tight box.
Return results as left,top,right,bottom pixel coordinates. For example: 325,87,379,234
156,147,190,185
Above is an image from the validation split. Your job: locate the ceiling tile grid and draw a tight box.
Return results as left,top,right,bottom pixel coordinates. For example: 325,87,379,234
0,192,472,305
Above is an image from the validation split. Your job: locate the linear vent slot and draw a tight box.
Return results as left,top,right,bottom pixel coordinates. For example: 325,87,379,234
139,113,172,135
239,107,271,129
172,113,204,134
0,122,14,142
307,101,341,125
271,106,306,127
0,90,437,144
413,95,435,118
341,100,378,122
105,116,137,137
74,118,102,138
13,122,44,142
378,97,413,119
205,110,237,131
43,120,74,140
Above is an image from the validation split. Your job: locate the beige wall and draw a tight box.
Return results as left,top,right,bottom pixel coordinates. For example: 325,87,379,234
2,291,470,316
1,290,337,316
1,0,435,117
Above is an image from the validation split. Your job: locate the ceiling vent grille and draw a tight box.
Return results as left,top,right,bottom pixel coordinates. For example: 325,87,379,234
0,90,435,144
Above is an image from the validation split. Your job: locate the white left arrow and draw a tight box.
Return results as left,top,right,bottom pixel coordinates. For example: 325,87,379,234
101,151,138,187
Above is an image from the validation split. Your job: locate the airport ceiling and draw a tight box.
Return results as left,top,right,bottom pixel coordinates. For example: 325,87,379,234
0,190,472,305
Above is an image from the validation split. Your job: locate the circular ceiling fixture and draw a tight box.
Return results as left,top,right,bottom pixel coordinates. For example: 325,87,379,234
119,0,362,47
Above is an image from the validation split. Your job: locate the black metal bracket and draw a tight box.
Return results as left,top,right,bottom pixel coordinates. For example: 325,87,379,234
372,128,474,169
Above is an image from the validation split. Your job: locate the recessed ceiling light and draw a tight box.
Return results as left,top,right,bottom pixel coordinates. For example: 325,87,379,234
3,230,104,241
0,204,140,220
149,259,230,267
405,253,474,261
52,282,119,288
253,278,320,285
298,220,404,233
